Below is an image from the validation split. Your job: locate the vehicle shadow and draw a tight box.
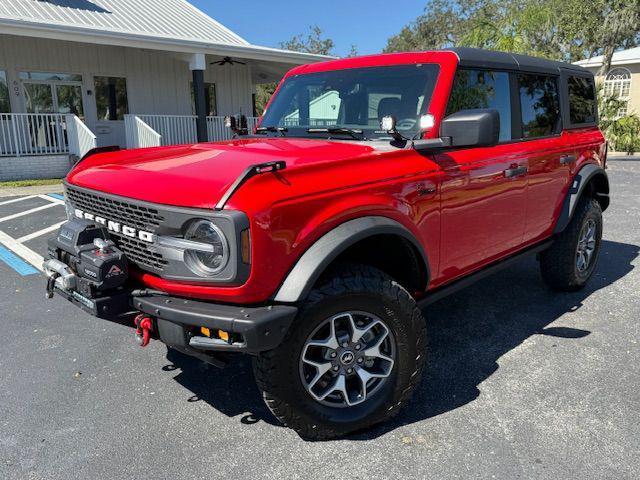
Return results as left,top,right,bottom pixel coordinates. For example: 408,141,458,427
163,239,638,438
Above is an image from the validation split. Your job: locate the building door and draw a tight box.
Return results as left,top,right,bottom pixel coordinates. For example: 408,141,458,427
21,72,85,119
20,72,86,152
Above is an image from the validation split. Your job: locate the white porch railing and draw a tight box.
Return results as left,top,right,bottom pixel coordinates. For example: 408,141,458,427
206,116,233,141
207,116,261,141
125,115,162,149
66,114,96,160
0,113,69,157
136,114,198,146
125,115,261,149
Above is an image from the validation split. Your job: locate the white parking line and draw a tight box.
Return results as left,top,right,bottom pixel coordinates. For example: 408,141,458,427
17,221,66,243
0,230,44,271
0,195,37,207
0,203,60,223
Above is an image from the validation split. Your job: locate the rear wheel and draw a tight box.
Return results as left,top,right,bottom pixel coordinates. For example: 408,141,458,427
540,196,603,291
254,264,426,440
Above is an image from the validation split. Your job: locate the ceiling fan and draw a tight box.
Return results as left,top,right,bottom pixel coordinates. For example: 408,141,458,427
211,56,246,66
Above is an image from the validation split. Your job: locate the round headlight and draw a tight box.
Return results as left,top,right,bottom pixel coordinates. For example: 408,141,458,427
184,220,229,276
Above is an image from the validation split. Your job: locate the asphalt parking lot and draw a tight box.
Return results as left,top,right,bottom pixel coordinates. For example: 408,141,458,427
0,157,638,479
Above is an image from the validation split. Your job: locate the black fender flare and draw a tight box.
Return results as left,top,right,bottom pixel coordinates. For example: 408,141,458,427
554,164,609,234
273,216,430,303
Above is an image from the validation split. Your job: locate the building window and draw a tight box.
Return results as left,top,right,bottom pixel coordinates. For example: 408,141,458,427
0,71,10,113
568,76,596,125
518,74,561,138
604,67,632,117
19,71,82,82
94,77,129,121
191,82,217,116
20,71,84,118
446,69,512,141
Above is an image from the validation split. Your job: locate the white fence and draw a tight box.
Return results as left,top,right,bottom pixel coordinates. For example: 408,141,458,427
125,115,261,149
124,115,162,149
207,116,233,142
66,114,96,160
136,115,197,146
0,113,70,157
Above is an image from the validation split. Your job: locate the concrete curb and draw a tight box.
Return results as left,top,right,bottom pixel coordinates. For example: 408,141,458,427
0,183,64,198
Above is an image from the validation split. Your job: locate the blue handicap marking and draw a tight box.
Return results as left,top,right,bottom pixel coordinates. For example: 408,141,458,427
0,245,39,276
48,193,65,201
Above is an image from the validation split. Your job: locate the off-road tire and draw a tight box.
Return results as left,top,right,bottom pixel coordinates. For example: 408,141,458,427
254,264,426,440
540,196,603,291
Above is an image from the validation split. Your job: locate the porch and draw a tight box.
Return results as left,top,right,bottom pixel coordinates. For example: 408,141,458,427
0,32,320,180
124,114,260,149
0,112,260,180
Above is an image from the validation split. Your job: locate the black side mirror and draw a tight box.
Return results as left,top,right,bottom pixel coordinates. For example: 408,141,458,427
440,109,500,148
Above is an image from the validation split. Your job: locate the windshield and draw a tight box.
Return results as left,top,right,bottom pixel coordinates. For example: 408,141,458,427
261,64,439,140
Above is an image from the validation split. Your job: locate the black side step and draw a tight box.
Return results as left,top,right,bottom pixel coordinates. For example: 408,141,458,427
418,240,553,308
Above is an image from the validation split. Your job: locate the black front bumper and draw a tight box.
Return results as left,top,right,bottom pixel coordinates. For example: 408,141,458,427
51,283,297,354
132,295,297,354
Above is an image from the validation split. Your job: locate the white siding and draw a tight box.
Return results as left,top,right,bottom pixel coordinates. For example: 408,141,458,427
0,34,254,146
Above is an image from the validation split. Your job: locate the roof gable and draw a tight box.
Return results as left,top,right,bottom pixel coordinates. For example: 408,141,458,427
0,0,249,46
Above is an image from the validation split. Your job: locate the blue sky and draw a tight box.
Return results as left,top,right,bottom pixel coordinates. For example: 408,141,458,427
187,1,426,57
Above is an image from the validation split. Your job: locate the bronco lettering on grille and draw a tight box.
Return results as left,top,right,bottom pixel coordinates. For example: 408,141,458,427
74,208,155,243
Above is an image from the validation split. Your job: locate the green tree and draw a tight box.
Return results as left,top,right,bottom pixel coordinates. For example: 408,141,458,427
384,0,640,65
255,26,336,115
280,25,335,56
597,84,640,154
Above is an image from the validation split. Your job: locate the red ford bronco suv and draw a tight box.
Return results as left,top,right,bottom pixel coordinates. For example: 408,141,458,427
44,48,609,439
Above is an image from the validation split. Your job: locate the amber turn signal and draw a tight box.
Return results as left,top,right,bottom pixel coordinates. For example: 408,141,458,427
218,330,230,342
241,229,251,264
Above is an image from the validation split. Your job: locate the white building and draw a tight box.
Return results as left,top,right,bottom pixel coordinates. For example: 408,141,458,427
0,0,328,180
575,46,640,118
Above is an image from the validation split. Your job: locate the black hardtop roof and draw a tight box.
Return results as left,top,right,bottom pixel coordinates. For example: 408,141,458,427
448,47,592,76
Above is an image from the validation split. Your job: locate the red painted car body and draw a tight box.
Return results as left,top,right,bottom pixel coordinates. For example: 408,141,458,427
66,51,606,304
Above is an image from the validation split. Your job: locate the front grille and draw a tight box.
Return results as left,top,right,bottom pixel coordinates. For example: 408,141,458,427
66,187,164,231
66,186,168,272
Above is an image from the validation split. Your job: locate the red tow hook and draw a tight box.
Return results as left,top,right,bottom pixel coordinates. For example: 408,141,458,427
134,314,153,347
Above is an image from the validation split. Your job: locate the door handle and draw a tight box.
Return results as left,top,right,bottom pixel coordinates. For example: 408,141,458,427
504,166,528,178
559,155,576,165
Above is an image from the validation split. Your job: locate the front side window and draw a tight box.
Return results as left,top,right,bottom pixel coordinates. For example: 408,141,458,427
518,74,561,138
94,77,129,120
0,71,10,113
446,69,512,141
261,64,439,139
568,76,596,125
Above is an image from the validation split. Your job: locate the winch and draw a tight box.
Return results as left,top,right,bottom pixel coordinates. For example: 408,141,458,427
44,218,131,318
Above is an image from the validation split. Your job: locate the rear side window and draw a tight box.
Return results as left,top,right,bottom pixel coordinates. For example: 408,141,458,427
446,69,512,141
568,76,596,124
518,74,561,138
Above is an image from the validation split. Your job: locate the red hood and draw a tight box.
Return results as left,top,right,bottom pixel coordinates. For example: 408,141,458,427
67,138,378,209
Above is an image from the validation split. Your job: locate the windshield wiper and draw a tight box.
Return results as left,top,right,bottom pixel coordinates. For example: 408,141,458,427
255,126,288,136
307,127,365,140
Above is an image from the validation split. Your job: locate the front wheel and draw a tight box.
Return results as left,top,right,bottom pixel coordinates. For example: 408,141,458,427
254,265,426,440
